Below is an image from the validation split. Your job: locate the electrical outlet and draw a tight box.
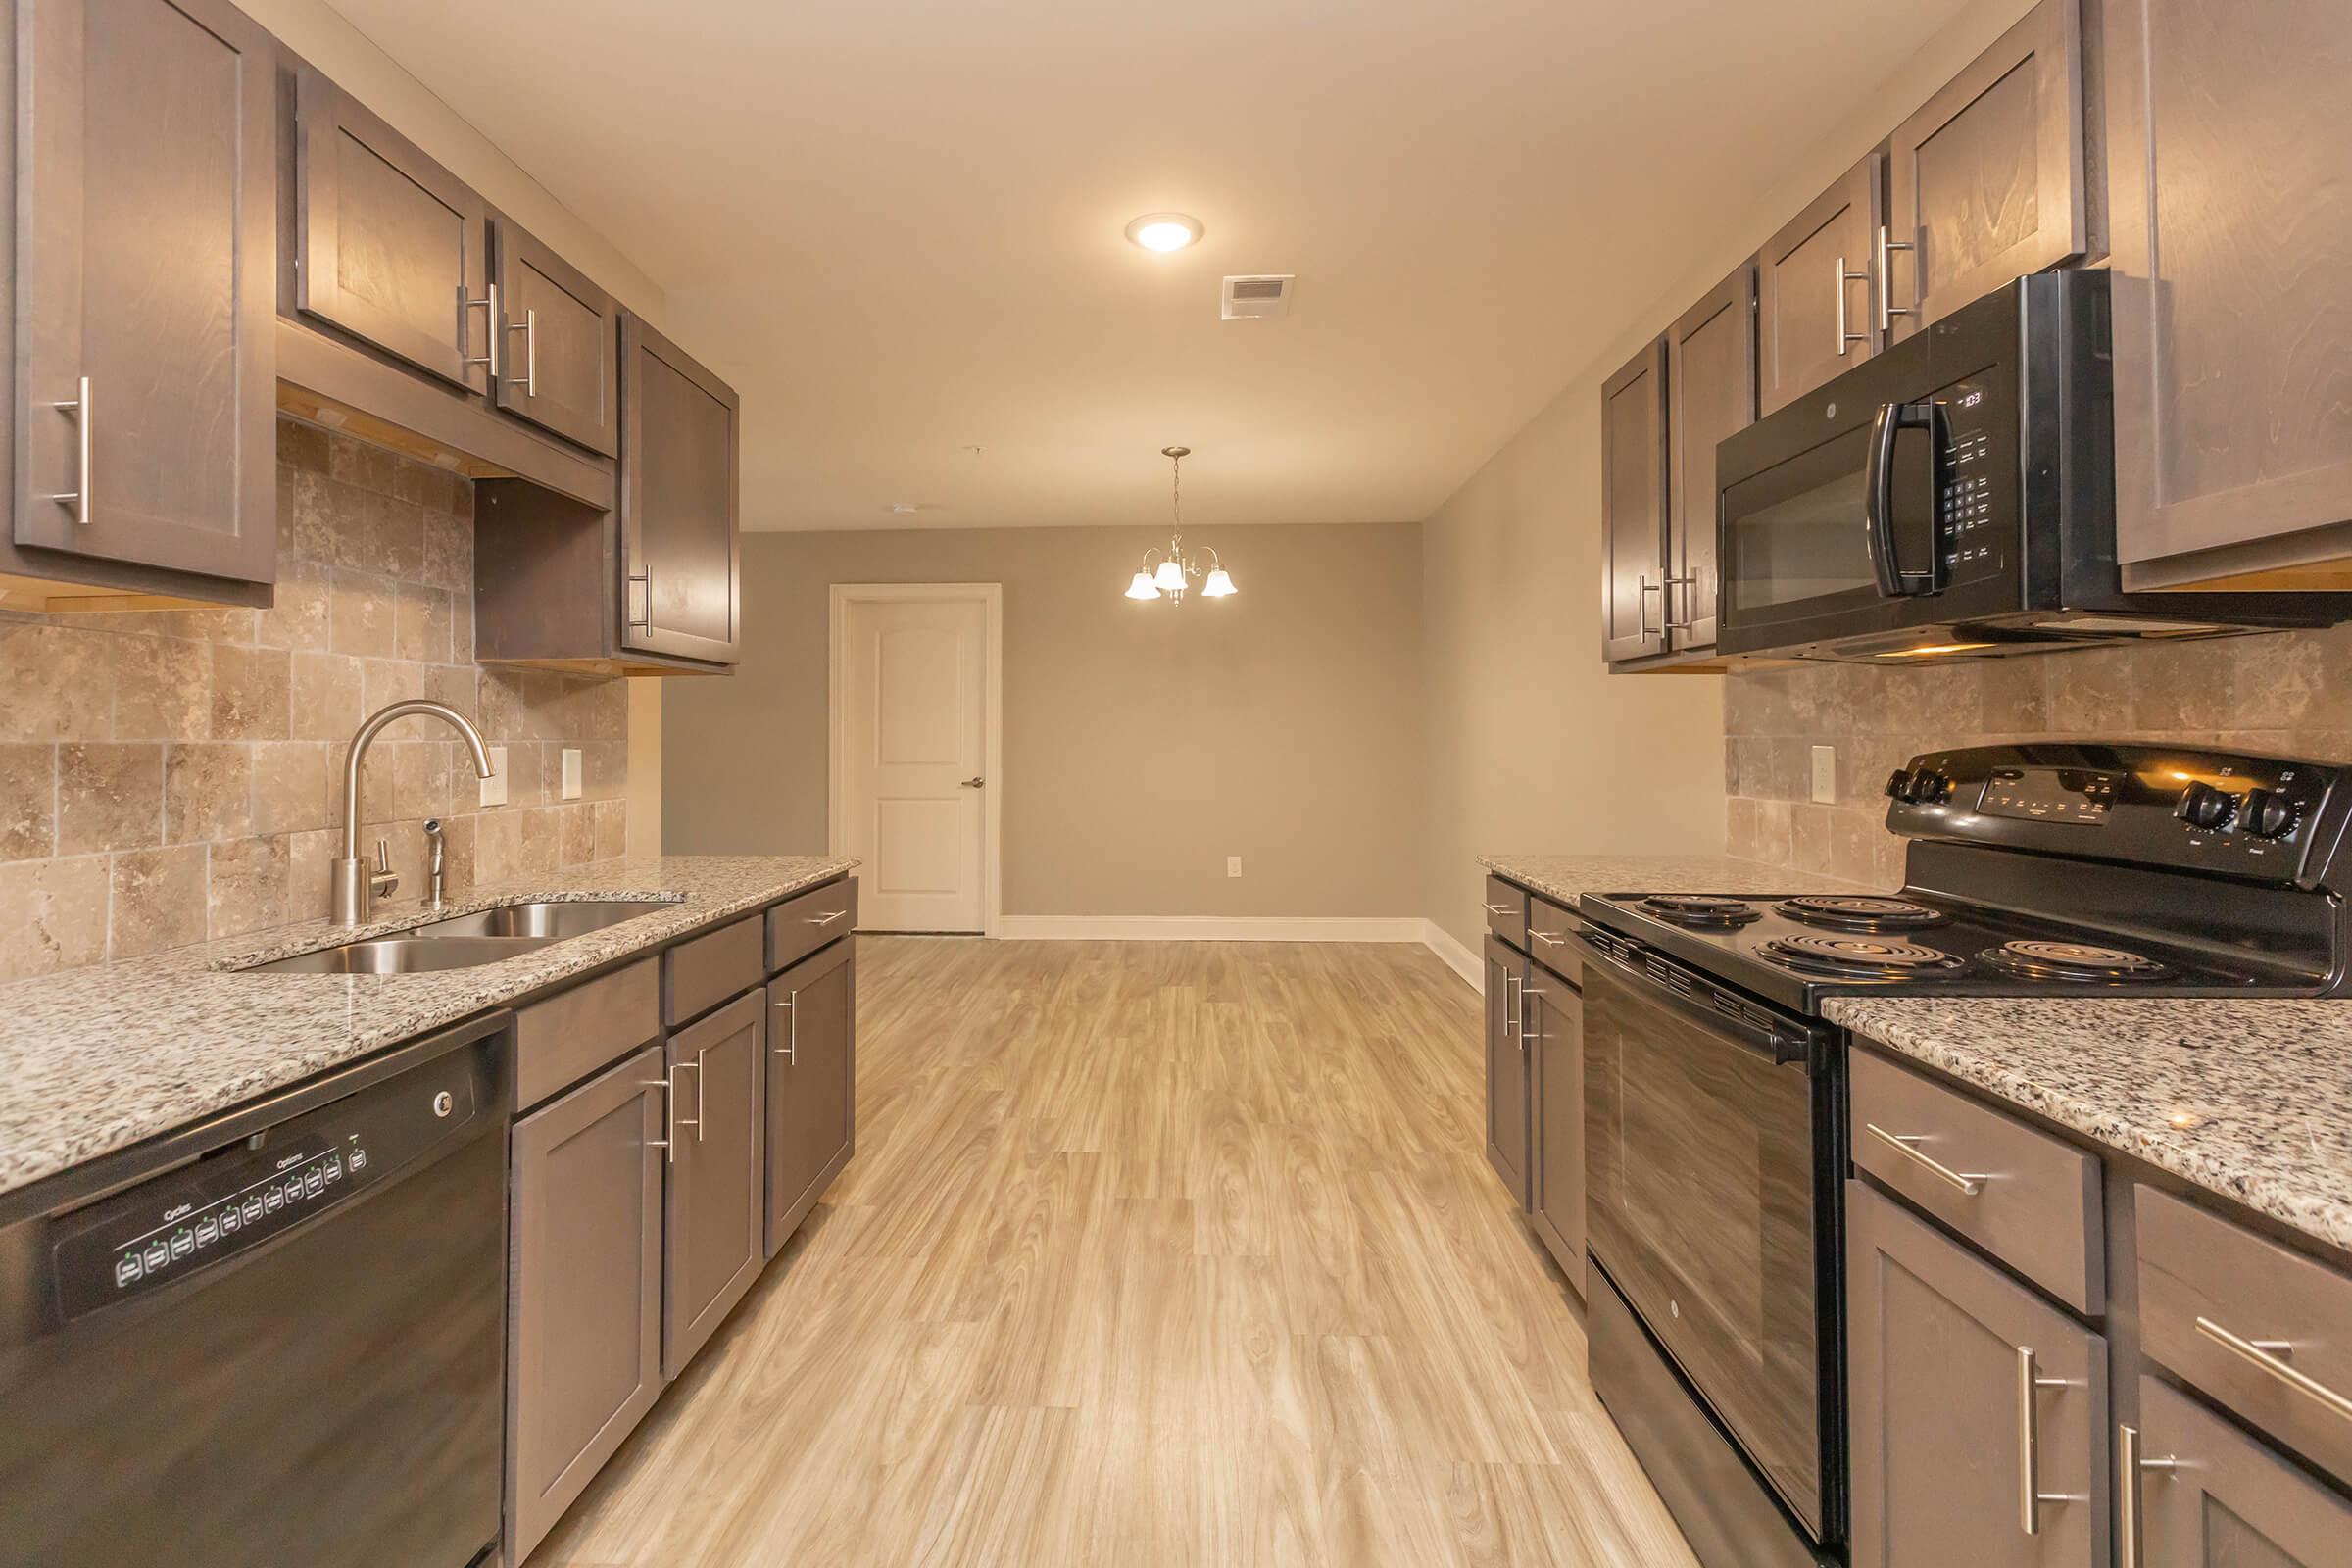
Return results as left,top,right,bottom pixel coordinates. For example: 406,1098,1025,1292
1226,856,1243,878
560,747,583,801
1811,745,1838,805
479,746,508,808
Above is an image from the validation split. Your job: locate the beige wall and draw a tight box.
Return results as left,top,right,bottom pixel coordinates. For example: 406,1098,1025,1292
1419,0,2040,954
662,524,1425,918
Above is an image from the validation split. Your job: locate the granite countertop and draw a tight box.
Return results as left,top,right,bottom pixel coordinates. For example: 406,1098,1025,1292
1479,852,1874,908
1827,995,2352,1255
0,855,857,1201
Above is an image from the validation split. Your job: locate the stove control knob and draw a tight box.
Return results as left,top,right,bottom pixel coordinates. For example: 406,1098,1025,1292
1906,771,1953,805
1885,769,1916,802
2240,788,2298,839
2175,780,2236,831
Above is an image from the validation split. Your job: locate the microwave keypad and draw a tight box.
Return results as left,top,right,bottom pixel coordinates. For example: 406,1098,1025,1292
1941,449,1996,568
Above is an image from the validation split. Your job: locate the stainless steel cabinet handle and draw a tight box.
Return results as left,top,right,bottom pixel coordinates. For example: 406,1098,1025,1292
1532,930,1568,948
772,993,799,1064
1521,985,1544,1048
808,908,848,926
462,285,499,376
507,307,538,396
1483,903,1515,915
1875,224,1914,334
691,1047,708,1140
640,1068,684,1163
1503,972,1521,1045
2115,1421,2180,1567
1835,256,1870,356
1661,572,1699,630
1637,574,1664,639
1864,1122,1989,1196
2196,1315,2352,1423
2016,1347,2080,1535
49,376,91,524
626,566,653,630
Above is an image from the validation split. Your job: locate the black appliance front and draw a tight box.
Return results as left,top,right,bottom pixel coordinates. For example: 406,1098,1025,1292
0,1019,509,1568
1714,270,2347,661
1580,932,1843,1560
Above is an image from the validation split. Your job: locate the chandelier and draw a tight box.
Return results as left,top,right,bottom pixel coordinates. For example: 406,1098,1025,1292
1124,446,1235,604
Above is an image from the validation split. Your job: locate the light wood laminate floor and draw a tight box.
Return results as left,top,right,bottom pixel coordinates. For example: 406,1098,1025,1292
532,938,1699,1568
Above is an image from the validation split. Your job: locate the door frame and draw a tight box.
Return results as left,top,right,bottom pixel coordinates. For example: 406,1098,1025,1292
826,582,1004,937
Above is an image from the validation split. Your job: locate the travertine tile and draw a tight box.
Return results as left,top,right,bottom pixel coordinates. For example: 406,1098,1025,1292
211,645,290,741
256,555,333,653
57,743,163,855
164,743,253,844
0,855,107,976
360,656,428,710
290,651,368,741
111,636,211,741
421,504,472,592
0,624,112,740
560,803,595,865
394,583,454,663
109,844,209,959
207,835,290,939
592,798,627,861
328,567,397,658
286,466,338,564
0,744,56,861
251,742,332,835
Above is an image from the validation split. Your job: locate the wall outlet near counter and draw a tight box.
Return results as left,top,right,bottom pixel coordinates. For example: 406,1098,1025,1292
480,747,509,808
1227,856,1243,878
1812,745,1838,804
561,748,583,801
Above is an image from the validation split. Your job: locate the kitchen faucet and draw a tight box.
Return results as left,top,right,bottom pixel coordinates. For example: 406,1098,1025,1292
332,701,496,924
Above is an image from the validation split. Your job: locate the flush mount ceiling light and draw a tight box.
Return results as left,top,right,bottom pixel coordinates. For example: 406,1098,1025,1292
1124,446,1235,605
1124,212,1202,252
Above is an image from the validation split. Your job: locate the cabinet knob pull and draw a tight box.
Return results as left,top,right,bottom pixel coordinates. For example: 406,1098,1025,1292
49,376,90,524
507,307,538,396
2195,1315,2352,1423
1875,223,1914,335
462,285,499,377
1834,255,1870,356
2016,1346,2082,1536
1864,1122,1989,1196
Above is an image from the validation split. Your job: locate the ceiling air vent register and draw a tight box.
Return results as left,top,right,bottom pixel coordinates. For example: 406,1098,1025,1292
1221,275,1295,320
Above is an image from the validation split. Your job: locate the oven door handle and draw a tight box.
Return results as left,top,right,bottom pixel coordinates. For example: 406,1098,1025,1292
1576,927,1827,1068
1863,399,1946,599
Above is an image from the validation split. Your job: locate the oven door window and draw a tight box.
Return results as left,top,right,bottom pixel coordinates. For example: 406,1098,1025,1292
1582,959,1823,1533
1722,421,1937,625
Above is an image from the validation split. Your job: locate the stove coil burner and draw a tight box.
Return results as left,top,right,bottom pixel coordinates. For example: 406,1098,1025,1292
1979,940,2174,984
1638,895,1762,928
1774,895,1949,931
1759,933,1968,980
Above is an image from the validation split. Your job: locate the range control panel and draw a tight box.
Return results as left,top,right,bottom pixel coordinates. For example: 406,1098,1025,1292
1886,743,2345,887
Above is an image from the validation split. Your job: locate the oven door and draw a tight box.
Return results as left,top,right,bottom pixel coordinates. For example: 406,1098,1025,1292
1581,940,1832,1536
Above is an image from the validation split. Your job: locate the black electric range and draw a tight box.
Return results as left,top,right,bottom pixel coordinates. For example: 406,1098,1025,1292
1571,742,2352,1568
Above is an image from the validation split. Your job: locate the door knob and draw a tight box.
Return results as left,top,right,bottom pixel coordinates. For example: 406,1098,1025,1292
960,776,985,788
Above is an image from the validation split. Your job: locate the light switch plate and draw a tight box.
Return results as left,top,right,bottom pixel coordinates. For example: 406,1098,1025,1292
1811,745,1838,805
1227,856,1243,878
480,746,508,808
560,747,582,801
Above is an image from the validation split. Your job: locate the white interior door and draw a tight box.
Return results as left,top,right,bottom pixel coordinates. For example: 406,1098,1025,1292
841,595,989,932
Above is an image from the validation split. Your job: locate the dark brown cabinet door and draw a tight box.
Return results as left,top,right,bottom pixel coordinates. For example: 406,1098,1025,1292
508,1045,666,1566
620,311,740,665
1483,935,1530,1205
1884,0,2086,342
2104,3,2352,571
1526,967,1583,1289
1848,1180,2108,1568
293,66,489,393
491,217,619,457
2130,1377,2352,1568
1757,153,1884,416
1665,265,1756,651
765,938,857,1256
1598,336,1669,663
662,989,766,1378
13,0,276,585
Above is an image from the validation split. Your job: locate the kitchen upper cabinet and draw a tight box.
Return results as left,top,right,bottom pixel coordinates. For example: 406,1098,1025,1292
1483,934,1530,1205
509,1045,666,1567
491,216,620,457
1883,0,2087,343
1525,962,1583,1291
1598,336,1669,663
764,937,856,1256
2104,2,2352,586
1757,152,1883,416
662,990,766,1378
619,311,741,665
7,0,276,599
2128,1377,2352,1568
292,66,489,395
1665,264,1756,651
1848,1180,2108,1568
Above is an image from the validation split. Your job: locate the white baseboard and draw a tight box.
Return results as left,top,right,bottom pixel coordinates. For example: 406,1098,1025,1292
993,915,1430,943
1419,919,1483,994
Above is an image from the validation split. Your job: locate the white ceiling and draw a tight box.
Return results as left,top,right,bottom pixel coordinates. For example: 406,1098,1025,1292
327,0,1973,531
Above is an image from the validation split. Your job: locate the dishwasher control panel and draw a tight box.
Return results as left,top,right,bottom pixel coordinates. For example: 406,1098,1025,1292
47,1050,482,1321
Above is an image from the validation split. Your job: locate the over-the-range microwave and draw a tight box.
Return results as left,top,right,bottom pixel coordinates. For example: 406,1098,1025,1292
1713,270,2349,662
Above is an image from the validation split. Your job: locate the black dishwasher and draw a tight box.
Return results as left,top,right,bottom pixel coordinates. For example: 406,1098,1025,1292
0,1013,511,1568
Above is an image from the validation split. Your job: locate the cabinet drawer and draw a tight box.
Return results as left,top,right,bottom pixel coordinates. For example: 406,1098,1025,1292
2136,1186,2352,1488
767,878,859,973
1851,1049,2103,1313
1482,876,1528,950
1526,896,1584,985
663,913,764,1027
514,957,660,1109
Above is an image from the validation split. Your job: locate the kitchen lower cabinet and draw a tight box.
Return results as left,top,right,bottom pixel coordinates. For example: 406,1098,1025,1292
764,937,857,1256
661,989,766,1378
1848,1179,2107,1568
1757,152,1884,416
508,1045,667,1566
1598,337,1670,664
1483,934,1530,1205
2128,1377,2352,1568
1525,959,1583,1291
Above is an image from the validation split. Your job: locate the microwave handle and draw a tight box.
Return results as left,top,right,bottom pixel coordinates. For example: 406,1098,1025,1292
1864,400,1946,598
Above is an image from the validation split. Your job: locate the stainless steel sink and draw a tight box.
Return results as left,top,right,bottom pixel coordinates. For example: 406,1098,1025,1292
244,936,552,975
409,899,673,941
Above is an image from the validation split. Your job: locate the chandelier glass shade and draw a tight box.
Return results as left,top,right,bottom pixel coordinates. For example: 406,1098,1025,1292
1123,446,1235,605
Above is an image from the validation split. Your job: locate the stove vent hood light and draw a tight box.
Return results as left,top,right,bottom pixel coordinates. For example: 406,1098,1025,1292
2028,614,2233,636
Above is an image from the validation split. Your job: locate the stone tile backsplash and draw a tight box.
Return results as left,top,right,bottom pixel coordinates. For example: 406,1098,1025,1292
1724,626,2352,886
0,417,631,980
